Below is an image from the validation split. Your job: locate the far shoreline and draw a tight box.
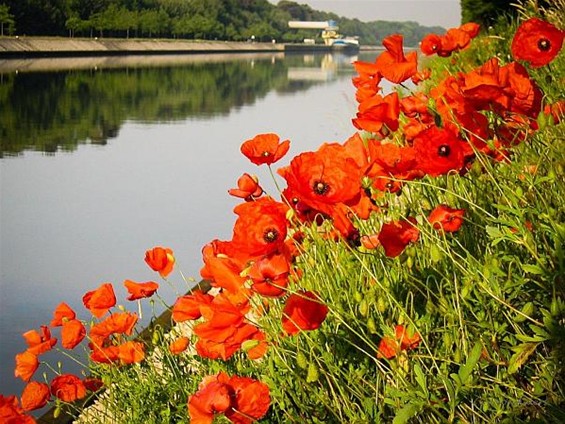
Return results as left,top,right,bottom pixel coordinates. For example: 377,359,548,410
0,36,381,59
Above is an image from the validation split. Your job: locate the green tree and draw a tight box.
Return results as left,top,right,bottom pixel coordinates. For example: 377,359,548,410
0,3,15,36
461,0,515,26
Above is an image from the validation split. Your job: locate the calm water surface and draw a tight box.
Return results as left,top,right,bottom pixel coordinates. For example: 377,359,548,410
0,51,378,396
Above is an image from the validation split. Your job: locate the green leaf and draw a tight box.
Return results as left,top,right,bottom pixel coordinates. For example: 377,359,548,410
521,264,545,275
458,342,482,385
393,401,423,424
508,343,538,374
413,363,428,396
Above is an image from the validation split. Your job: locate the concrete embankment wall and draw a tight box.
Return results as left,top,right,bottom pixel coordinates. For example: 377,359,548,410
0,37,284,58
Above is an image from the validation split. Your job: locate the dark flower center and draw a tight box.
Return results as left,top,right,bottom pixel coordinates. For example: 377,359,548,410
313,180,330,195
262,151,271,157
292,197,299,205
438,145,451,157
538,38,551,52
263,228,279,243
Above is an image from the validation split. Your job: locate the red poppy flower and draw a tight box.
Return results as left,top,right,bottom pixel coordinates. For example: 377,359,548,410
50,302,76,327
14,351,39,382
20,381,50,411
188,372,270,424
360,233,380,249
543,100,565,124
83,377,104,393
117,341,145,364
503,61,543,118
188,375,233,424
459,57,510,112
0,395,34,423
366,141,421,193
60,319,86,350
50,374,87,403
172,290,214,322
22,325,57,356
282,291,329,335
225,375,271,424
377,217,419,258
413,126,466,177
144,246,175,278
123,279,159,301
377,325,421,359
200,247,247,294
169,337,190,355
90,312,138,339
82,283,116,318
353,92,400,136
279,144,363,216
228,173,263,201
231,197,289,257
428,205,465,233
240,133,290,166
247,253,290,298
194,294,258,360
511,18,564,68
244,330,269,360
374,34,418,83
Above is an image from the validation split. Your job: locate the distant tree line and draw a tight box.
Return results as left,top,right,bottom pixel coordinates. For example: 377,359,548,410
461,0,554,26
0,0,446,46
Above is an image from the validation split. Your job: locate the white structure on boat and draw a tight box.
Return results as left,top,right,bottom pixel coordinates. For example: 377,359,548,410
288,20,359,50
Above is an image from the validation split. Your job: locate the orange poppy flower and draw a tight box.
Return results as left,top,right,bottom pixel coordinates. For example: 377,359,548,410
0,395,35,423
248,253,290,298
231,197,289,257
123,279,159,301
428,205,465,233
282,291,329,335
22,325,57,356
228,173,263,201
502,61,543,118
61,319,86,350
144,246,175,278
50,302,76,327
117,341,145,364
50,374,87,403
201,250,247,294
353,92,400,136
374,34,418,84
240,133,290,166
225,374,271,424
279,144,363,216
377,325,421,359
245,330,269,360
188,372,270,424
459,57,510,112
188,375,232,424
511,18,564,68
413,126,466,177
82,283,116,318
172,290,214,322
169,337,190,355
14,351,39,382
360,233,380,249
377,217,419,258
543,100,565,124
90,311,138,339
20,381,50,411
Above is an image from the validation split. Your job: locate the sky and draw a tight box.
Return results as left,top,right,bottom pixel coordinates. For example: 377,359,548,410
271,0,462,29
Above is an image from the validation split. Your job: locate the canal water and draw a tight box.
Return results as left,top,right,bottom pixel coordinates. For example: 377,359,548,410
0,51,376,397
